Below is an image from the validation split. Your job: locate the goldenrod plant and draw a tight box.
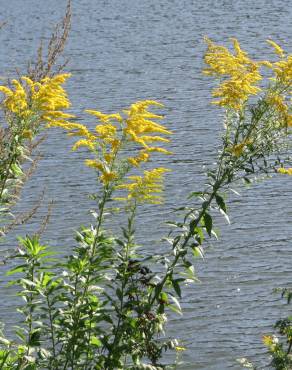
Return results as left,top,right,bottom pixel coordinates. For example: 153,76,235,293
0,74,73,240
0,1,71,241
0,34,291,369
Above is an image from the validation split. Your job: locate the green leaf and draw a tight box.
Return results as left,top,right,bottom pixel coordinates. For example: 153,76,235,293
203,213,212,237
90,337,102,347
187,191,204,199
6,265,27,276
0,337,10,346
215,194,227,213
192,246,204,259
169,295,182,315
172,279,182,298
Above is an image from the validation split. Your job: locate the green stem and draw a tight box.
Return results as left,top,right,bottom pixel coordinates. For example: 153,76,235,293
105,203,137,368
46,294,56,369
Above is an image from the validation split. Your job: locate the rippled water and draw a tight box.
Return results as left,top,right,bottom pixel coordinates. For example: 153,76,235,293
0,0,291,368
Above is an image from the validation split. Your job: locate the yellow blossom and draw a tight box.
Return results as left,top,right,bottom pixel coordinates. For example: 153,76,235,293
203,37,262,110
146,147,173,155
84,159,104,172
85,109,123,123
0,73,73,125
72,139,96,151
266,40,285,58
124,100,171,149
100,171,118,184
175,346,186,352
277,167,292,175
127,151,150,167
104,153,114,163
22,129,33,140
272,56,292,84
116,167,170,205
230,139,252,157
95,124,117,138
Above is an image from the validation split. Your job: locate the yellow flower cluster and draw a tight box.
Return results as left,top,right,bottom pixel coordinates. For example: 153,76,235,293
123,100,172,165
203,37,262,110
266,40,285,58
262,335,279,351
277,167,292,175
49,100,171,187
264,40,292,85
230,139,253,157
0,74,73,126
266,93,291,127
115,168,169,205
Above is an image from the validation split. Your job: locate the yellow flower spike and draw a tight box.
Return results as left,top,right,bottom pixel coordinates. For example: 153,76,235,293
116,167,170,205
267,94,288,115
106,113,123,122
231,143,245,157
0,86,13,95
21,76,34,88
42,111,75,120
146,147,173,155
266,40,285,58
22,129,33,140
104,153,114,163
260,60,274,69
277,167,292,175
84,159,104,172
272,56,292,83
95,123,117,138
72,139,96,151
49,73,71,84
128,150,150,167
262,335,273,347
110,138,121,152
85,109,123,123
100,171,118,184
175,346,186,352
203,37,263,110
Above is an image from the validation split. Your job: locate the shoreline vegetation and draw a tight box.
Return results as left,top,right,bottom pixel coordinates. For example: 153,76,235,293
0,2,291,369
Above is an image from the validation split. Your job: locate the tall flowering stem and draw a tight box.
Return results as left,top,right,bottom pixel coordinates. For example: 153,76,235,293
0,74,73,239
46,100,172,368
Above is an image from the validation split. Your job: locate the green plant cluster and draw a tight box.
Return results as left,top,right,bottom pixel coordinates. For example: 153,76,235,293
0,6,292,370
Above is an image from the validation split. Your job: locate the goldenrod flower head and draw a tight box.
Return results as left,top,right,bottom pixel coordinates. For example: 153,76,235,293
95,123,117,138
0,73,73,126
124,100,171,148
85,159,118,185
22,129,33,140
127,150,150,167
100,171,118,184
175,346,186,352
0,79,28,115
116,167,170,205
85,109,123,123
272,56,292,84
267,93,288,114
85,159,104,171
203,37,262,110
266,40,285,58
146,147,173,155
230,140,252,157
262,335,279,352
72,139,96,151
277,167,292,175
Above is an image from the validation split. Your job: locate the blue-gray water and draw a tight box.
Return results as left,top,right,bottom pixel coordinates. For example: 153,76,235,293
0,0,291,368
